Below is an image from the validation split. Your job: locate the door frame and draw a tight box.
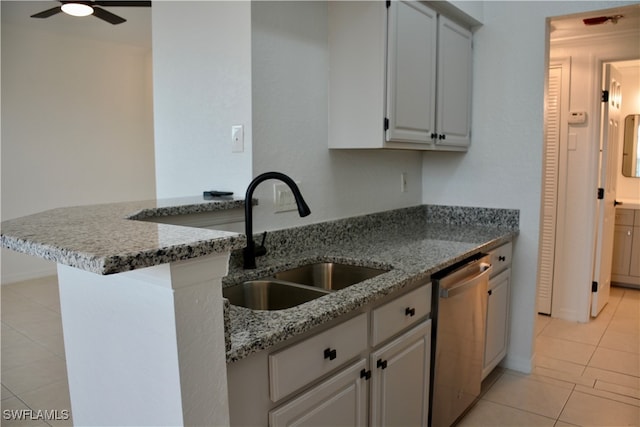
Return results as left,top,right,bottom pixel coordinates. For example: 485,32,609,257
539,48,637,322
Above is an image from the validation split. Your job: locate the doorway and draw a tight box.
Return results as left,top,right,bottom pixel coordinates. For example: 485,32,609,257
537,5,640,322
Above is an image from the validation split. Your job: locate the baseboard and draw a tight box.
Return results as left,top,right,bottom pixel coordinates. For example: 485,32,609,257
501,353,533,375
612,279,640,288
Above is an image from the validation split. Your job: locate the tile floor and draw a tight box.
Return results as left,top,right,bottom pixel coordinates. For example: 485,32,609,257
460,285,640,427
1,276,639,426
1,276,70,427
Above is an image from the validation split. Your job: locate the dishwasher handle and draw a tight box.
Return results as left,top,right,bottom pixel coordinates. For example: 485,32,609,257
439,262,492,298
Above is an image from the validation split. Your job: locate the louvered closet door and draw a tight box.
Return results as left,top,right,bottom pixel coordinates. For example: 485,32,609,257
537,64,564,315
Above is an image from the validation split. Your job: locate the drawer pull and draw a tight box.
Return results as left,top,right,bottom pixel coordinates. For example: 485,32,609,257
377,359,388,370
360,369,371,380
405,307,416,317
498,255,506,262
323,348,337,361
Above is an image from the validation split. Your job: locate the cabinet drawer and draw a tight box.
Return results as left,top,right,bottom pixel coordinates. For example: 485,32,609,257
371,283,431,347
635,210,640,226
269,313,368,402
616,209,634,226
488,242,512,275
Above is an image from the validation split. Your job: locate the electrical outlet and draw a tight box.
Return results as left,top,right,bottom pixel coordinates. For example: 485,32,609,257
274,182,299,212
401,172,408,193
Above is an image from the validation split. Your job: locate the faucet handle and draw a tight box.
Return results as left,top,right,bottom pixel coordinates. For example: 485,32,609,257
255,231,268,257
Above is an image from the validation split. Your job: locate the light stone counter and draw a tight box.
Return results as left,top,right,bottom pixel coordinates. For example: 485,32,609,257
222,205,519,362
0,196,247,274
1,195,251,425
616,199,640,210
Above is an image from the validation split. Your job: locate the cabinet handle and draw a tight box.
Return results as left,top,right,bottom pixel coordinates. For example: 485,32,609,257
377,359,388,370
324,348,337,361
488,289,493,296
360,369,371,380
430,132,438,139
438,134,446,140
405,307,416,317
499,255,506,262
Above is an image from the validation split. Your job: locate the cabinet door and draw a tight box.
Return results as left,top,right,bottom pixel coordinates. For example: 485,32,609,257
370,320,431,427
385,1,437,144
436,15,472,148
483,268,510,380
630,227,640,277
269,359,368,427
612,225,633,276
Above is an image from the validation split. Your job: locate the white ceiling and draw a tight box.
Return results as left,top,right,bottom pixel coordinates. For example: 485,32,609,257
2,2,638,55
549,3,640,41
1,0,151,49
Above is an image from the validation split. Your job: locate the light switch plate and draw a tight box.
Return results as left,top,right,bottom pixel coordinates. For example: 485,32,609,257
231,125,244,153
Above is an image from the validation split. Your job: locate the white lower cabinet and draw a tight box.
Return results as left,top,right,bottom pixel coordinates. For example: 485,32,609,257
269,359,369,427
228,283,433,426
482,243,512,380
370,320,431,427
482,268,510,379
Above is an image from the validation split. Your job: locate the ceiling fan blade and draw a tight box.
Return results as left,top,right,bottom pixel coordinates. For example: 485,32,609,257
92,6,126,24
31,6,63,19
93,1,151,6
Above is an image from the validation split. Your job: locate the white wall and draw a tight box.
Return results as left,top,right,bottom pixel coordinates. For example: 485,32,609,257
1,23,156,284
421,1,637,373
152,1,252,198
617,64,640,202
250,1,423,232
152,1,422,227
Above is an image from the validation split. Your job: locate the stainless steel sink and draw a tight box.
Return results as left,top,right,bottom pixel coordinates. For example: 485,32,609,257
274,262,388,291
223,280,330,311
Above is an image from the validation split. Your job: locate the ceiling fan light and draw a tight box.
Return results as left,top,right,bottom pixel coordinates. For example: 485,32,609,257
61,3,94,17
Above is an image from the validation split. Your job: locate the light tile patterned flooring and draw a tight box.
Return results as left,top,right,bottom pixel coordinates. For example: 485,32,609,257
1,276,639,426
461,285,640,427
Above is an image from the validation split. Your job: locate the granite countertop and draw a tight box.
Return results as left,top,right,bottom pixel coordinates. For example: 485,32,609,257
0,196,247,275
1,197,519,365
616,200,640,210
222,205,519,362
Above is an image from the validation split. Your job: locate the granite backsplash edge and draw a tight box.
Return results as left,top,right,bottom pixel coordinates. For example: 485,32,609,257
227,204,519,269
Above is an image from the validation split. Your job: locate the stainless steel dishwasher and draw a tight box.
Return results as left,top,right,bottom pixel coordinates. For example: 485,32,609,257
430,254,492,427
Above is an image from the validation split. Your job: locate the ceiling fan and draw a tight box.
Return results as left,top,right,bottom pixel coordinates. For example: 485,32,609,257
30,1,151,25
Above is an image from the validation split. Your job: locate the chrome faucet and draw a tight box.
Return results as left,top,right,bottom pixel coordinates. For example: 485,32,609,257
243,172,311,269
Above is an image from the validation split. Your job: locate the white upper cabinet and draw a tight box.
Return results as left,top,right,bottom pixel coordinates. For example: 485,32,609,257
385,1,437,144
329,1,473,151
436,16,473,148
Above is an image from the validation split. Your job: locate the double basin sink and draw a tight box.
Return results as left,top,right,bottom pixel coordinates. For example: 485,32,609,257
223,262,388,311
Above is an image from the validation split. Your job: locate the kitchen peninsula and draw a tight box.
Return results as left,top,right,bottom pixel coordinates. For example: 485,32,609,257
1,198,518,426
